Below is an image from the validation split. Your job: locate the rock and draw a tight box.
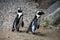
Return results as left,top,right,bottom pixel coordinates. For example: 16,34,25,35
45,7,60,26
47,1,60,13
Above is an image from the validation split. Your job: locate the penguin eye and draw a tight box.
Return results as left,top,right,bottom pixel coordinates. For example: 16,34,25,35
38,12,41,15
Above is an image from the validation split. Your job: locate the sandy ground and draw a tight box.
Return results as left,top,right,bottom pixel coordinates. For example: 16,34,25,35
0,26,60,40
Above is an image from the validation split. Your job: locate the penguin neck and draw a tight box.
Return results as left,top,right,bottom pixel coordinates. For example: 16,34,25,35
17,12,22,18
34,15,40,20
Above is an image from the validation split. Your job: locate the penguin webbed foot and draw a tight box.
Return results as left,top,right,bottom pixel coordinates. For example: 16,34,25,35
12,28,15,32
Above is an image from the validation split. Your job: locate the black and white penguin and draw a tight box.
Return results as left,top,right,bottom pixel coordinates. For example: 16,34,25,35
12,8,24,32
26,10,44,33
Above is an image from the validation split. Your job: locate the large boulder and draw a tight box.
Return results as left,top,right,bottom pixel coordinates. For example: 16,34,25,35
45,7,60,26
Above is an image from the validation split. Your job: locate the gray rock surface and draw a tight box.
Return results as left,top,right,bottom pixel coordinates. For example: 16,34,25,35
46,7,60,26
47,1,60,13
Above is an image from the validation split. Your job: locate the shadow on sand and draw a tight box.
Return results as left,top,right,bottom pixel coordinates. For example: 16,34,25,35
17,30,26,33
32,32,46,36
17,30,46,36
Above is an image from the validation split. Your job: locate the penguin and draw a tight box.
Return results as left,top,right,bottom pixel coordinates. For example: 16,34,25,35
26,10,44,33
12,8,24,32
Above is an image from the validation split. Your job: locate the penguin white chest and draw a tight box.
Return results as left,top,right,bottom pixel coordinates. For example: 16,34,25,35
17,13,22,18
32,22,35,32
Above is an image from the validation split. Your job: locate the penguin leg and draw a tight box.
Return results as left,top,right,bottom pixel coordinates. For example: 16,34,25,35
16,26,19,31
12,26,15,32
26,26,32,33
12,22,16,32
16,27,19,31
16,23,20,32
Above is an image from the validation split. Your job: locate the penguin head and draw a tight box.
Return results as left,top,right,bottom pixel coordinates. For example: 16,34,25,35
17,8,23,18
18,7,22,13
35,10,45,19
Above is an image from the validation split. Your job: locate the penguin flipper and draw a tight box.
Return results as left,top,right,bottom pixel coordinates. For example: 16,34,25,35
37,25,40,29
21,21,24,27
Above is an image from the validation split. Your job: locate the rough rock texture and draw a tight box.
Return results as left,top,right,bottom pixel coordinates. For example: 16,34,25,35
47,1,60,13
46,7,60,26
36,0,59,9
